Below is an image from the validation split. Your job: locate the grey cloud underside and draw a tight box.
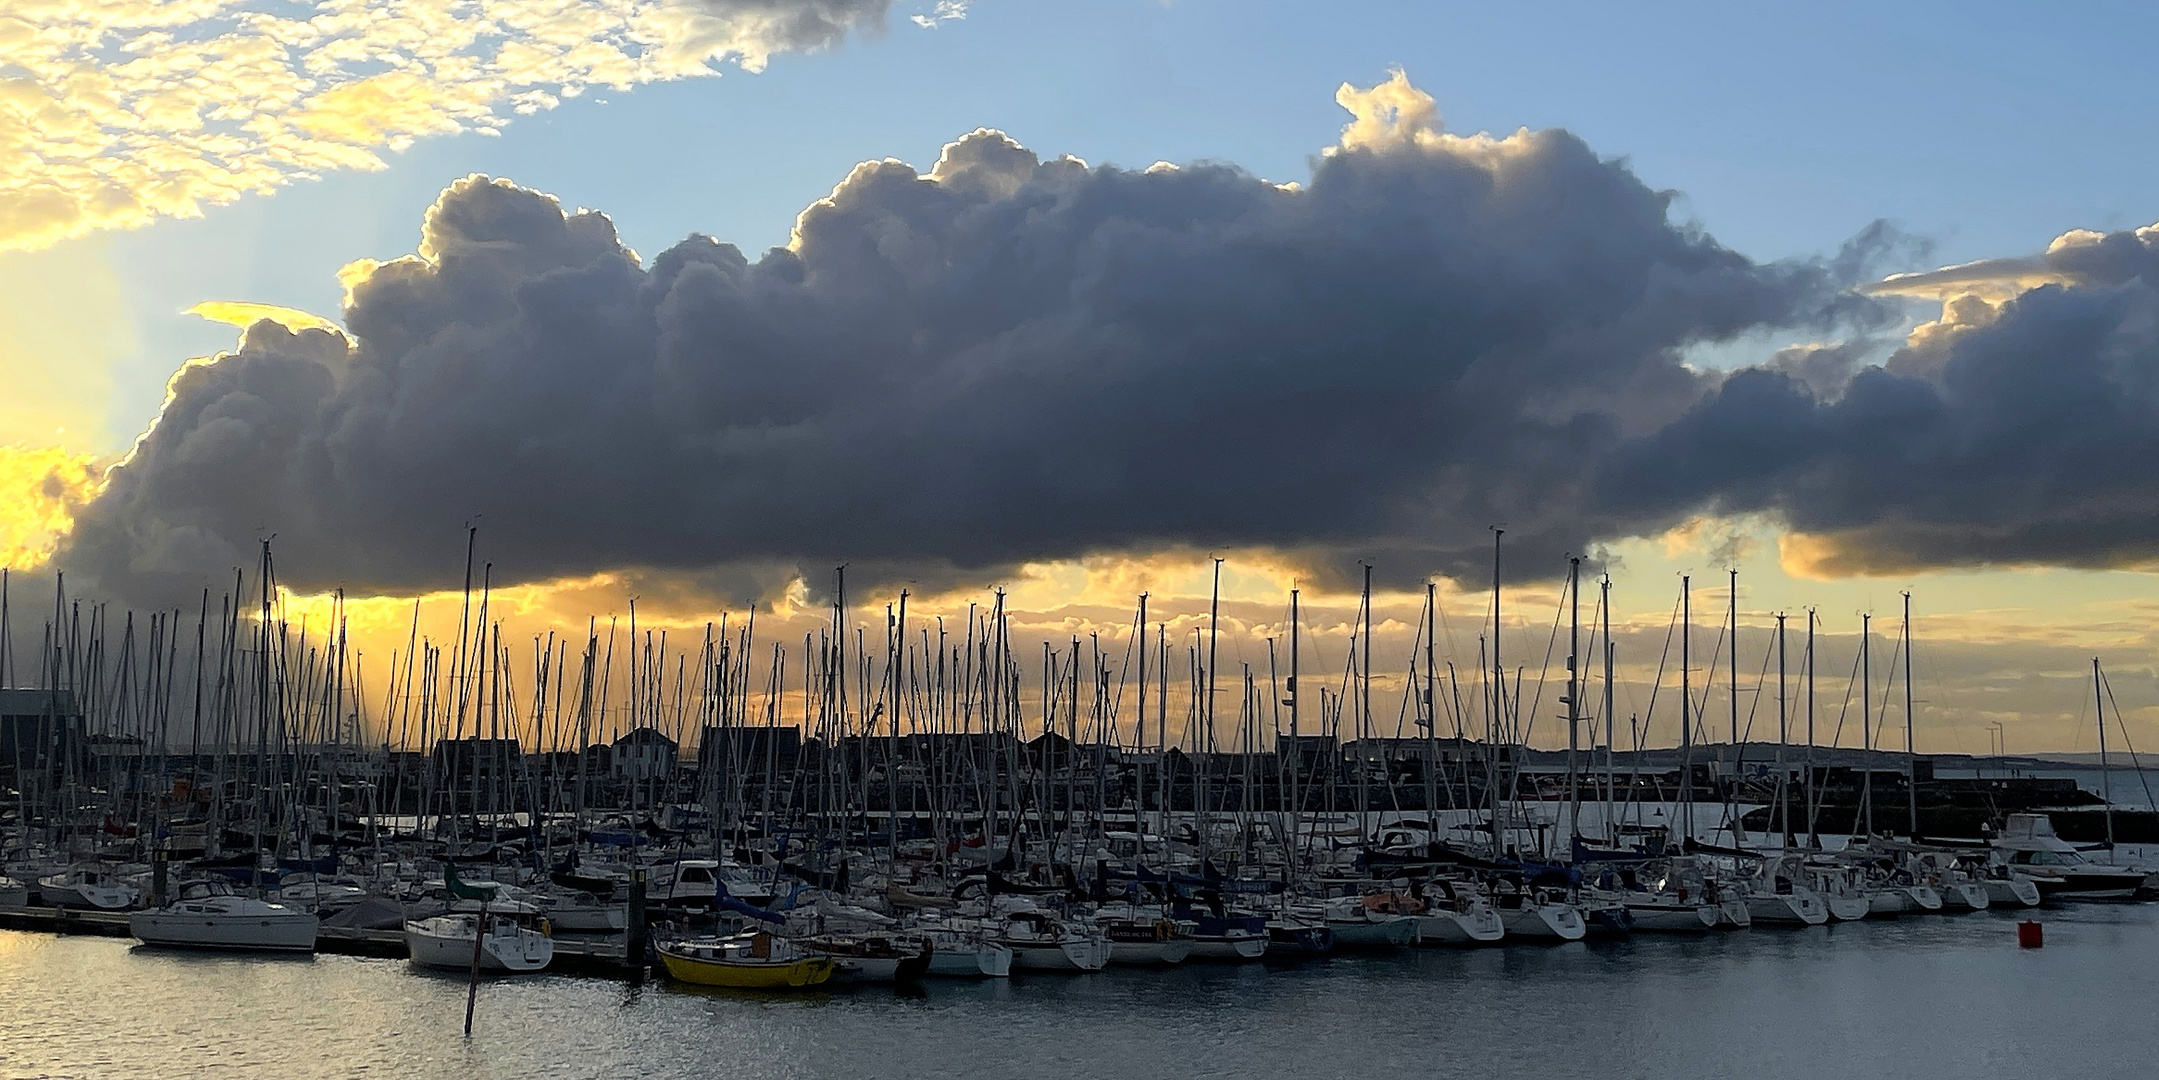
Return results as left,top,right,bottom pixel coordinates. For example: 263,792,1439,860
62,124,1924,604
1606,229,2159,573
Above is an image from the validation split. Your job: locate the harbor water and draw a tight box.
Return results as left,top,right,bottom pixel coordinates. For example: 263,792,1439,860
3,903,2152,1080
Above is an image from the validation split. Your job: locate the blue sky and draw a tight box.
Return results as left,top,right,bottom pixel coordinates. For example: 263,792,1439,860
51,0,2158,450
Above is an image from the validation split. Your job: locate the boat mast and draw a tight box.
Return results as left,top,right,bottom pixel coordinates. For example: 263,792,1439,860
1425,581,1440,839
1775,612,1787,846
1728,568,1739,821
1903,591,1917,841
1804,609,1818,847
1359,563,1373,840
1490,530,1503,853
1136,592,1148,875
1602,573,1616,840
1860,612,1873,840
2095,657,2114,852
1679,575,1692,848
1566,556,1581,849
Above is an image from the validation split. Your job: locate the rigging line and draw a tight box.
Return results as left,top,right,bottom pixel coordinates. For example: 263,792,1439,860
1690,614,1726,746
1519,574,1569,749
2097,668,2159,812
1869,631,1904,754
1640,589,1682,747
1735,618,1776,745
1826,640,1862,752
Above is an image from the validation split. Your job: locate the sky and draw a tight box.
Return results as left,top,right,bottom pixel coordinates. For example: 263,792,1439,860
5,0,2159,756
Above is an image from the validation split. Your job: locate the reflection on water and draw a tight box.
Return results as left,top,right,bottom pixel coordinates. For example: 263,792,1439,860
2,906,2154,1080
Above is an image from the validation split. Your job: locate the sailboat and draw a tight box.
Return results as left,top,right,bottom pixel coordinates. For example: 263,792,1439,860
129,879,319,951
1089,901,1192,965
657,931,835,989
1407,879,1505,945
405,909,556,973
38,865,140,910
1742,854,1830,926
404,863,554,973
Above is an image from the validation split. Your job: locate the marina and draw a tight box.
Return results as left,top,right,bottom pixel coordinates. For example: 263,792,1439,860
9,7,2159,1076
3,902,2154,1079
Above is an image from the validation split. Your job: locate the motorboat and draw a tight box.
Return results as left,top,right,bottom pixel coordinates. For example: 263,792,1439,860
404,911,554,973
38,865,141,910
0,875,27,906
657,932,833,989
1991,813,2154,901
129,880,318,951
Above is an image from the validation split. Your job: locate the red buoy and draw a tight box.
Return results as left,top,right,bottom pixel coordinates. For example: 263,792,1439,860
2017,920,2044,948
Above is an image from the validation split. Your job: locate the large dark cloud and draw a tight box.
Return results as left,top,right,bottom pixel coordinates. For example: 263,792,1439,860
59,81,1892,605
1606,223,2159,574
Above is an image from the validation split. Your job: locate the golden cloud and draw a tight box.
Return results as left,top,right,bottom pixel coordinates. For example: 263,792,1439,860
0,0,965,253
0,444,107,568
185,299,341,333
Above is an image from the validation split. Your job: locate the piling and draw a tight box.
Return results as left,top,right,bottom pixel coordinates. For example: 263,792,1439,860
626,867,648,974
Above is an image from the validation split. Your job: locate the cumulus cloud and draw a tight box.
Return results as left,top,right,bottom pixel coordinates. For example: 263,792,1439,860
54,72,1894,606
0,0,938,252
1608,220,2159,576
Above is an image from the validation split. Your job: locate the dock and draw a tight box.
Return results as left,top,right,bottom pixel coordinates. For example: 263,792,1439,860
0,904,646,977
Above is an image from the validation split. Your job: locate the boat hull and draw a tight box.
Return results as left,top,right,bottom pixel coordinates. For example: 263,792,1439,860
38,879,138,910
1823,893,1870,921
1938,883,1991,911
1714,899,1752,929
405,920,554,973
1501,903,1585,941
1865,889,1913,917
1327,916,1415,950
923,944,1012,978
1264,923,1334,958
2026,870,2147,902
1746,892,1830,927
546,905,628,932
1107,938,1191,965
1622,901,1719,932
1185,935,1269,960
1981,876,2043,908
1009,938,1112,972
130,911,318,951
1412,911,1504,946
659,948,833,989
828,950,933,983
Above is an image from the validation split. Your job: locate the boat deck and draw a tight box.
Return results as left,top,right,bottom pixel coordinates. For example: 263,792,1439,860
0,905,644,976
